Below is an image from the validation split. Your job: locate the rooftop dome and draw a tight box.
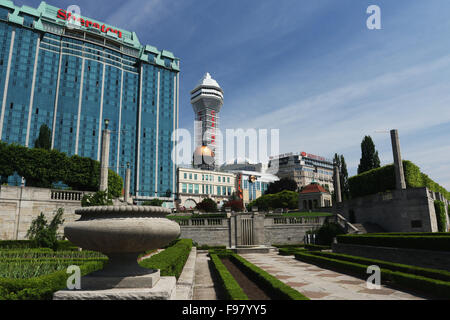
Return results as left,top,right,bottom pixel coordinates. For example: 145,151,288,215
196,72,221,89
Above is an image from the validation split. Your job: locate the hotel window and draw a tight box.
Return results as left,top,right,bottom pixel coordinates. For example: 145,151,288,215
183,173,187,179
182,183,187,193
222,186,226,195
188,184,193,193
194,174,197,180
217,186,221,196
227,177,230,183
218,176,221,182
227,187,231,195
189,173,192,179
194,184,199,194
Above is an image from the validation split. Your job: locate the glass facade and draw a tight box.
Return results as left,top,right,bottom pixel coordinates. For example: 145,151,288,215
0,1,180,198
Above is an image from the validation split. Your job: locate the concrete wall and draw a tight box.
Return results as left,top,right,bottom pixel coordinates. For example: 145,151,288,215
177,214,326,247
0,186,87,240
338,187,445,232
333,243,450,272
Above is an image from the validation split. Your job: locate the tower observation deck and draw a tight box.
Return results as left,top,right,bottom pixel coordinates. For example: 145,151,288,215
190,73,224,168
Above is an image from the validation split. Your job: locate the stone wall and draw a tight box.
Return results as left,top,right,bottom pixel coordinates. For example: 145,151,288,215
0,186,88,240
338,187,447,232
333,243,450,272
177,214,326,247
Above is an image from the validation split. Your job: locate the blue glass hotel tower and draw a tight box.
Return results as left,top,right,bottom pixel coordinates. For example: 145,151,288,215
0,1,180,199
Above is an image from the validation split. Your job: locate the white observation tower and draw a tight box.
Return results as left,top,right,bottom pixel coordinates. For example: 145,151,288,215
190,72,224,168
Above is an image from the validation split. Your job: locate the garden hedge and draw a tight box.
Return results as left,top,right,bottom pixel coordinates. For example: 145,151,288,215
434,200,448,232
294,251,450,299
139,239,193,279
0,141,123,197
336,234,450,252
309,251,450,282
0,240,78,251
209,253,249,300
229,254,309,300
0,261,104,300
348,160,450,200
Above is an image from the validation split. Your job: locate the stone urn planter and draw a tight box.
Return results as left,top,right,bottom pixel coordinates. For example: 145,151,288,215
64,205,180,280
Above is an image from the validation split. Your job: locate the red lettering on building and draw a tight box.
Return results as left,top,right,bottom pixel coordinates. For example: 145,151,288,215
57,9,122,38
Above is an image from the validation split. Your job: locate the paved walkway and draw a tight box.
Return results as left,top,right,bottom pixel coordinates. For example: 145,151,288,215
240,252,424,300
193,251,219,300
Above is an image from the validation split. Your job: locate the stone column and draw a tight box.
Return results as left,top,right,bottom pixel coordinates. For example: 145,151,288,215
124,162,131,204
99,120,110,192
334,165,342,203
390,129,406,190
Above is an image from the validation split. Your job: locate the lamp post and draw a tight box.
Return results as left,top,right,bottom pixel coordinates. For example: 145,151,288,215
99,119,110,192
124,162,131,204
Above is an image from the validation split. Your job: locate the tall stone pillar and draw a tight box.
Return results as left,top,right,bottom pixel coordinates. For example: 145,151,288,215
124,162,131,203
390,129,406,190
99,120,110,192
334,165,342,203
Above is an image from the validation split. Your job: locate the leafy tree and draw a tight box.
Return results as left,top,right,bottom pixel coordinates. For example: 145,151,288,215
81,190,113,207
142,198,164,206
196,198,218,213
34,124,51,150
266,177,298,194
357,136,381,174
26,208,65,250
248,190,298,211
0,141,123,197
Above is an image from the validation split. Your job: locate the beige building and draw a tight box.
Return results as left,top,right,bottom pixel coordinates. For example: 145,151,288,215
298,183,332,211
268,152,334,193
176,167,236,210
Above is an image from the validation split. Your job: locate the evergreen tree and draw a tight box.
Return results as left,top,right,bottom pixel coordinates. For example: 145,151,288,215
34,124,51,150
357,136,381,174
340,155,350,200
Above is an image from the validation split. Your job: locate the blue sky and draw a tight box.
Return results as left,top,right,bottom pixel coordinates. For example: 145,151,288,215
16,0,450,188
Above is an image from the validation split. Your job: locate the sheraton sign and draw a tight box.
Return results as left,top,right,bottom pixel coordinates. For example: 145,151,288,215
57,9,122,38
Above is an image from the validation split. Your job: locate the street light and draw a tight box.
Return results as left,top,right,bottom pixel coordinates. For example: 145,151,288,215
104,118,109,130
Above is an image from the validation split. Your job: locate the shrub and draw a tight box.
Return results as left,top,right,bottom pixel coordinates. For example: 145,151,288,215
139,239,192,279
209,253,249,300
336,234,450,252
434,200,448,232
26,209,64,250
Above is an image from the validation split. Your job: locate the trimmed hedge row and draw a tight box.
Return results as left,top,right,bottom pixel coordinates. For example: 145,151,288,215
309,251,450,282
209,253,249,300
139,239,193,279
434,201,448,232
348,232,450,237
294,251,450,299
278,247,304,256
0,240,78,251
305,244,331,251
336,234,450,252
348,160,450,200
0,261,104,300
230,254,309,300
